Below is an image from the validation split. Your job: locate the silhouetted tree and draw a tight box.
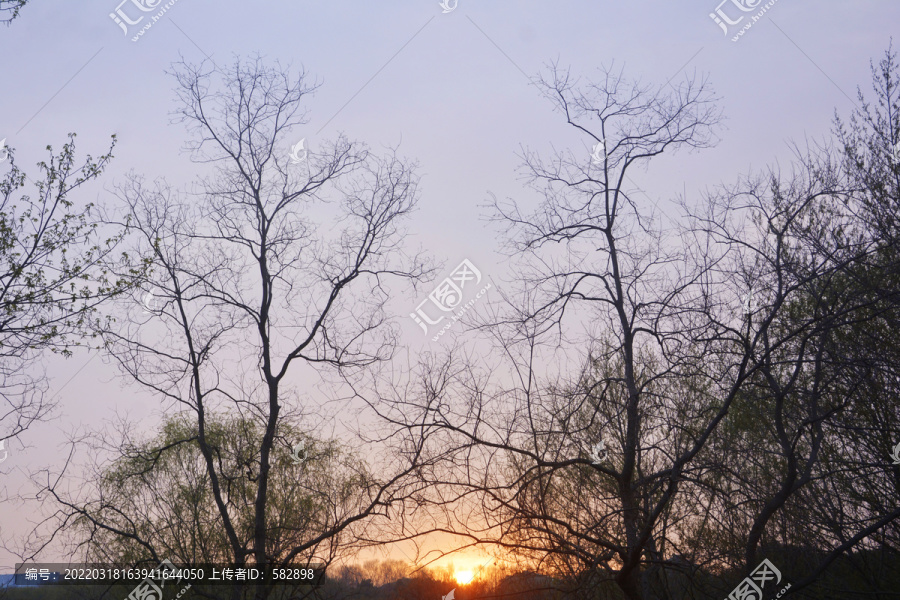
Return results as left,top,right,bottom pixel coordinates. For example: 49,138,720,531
383,58,900,600
0,134,136,466
37,56,430,600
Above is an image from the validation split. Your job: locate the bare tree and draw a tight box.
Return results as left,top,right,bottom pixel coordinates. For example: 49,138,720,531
481,63,735,600
374,63,731,600
35,56,430,600
378,62,900,600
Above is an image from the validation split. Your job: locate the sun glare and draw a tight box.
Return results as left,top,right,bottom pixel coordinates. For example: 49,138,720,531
454,570,475,585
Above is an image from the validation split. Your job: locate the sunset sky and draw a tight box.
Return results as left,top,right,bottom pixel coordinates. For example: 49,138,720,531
1,0,898,573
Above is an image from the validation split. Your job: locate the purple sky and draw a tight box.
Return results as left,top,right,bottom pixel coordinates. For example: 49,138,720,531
1,0,898,568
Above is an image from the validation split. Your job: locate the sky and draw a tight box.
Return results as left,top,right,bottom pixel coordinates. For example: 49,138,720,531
1,0,898,571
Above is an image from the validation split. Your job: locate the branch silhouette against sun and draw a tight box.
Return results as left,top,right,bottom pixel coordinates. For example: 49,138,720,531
374,60,900,600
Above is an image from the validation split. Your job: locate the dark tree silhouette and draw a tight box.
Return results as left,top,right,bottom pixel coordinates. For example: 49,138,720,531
35,57,431,600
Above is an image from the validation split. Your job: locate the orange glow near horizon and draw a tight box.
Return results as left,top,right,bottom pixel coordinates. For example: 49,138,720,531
454,570,475,585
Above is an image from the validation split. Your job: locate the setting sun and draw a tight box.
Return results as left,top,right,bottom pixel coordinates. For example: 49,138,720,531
454,570,475,585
